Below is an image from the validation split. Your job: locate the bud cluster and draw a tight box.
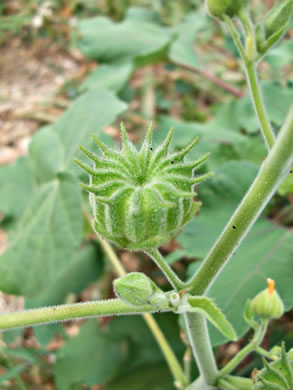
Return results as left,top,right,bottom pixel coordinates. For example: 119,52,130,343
206,0,249,20
75,124,210,250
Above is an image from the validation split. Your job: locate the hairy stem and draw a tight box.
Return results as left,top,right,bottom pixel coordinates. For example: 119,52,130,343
245,61,276,150
145,248,185,290
225,376,252,390
218,320,268,378
225,16,276,150
184,313,218,386
0,299,163,331
186,106,293,295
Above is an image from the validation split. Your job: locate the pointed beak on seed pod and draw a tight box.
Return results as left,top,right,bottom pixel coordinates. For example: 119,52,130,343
206,0,250,20
251,279,284,320
75,123,211,251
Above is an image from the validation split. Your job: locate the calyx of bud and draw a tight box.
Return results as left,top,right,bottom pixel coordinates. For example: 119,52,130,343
206,0,250,20
113,272,157,307
251,279,284,320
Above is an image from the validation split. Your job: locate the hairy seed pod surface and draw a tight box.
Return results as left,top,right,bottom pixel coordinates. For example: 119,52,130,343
75,124,210,250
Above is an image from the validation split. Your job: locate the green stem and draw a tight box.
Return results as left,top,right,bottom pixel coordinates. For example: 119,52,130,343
218,320,268,378
225,376,252,390
184,313,218,386
217,378,237,390
0,299,166,331
145,248,185,290
255,346,278,360
245,61,276,150
225,15,276,150
186,106,293,295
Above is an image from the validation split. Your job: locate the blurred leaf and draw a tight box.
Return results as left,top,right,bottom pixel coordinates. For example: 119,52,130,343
0,157,34,221
0,173,82,296
76,17,172,65
187,296,237,341
28,127,63,184
215,82,293,133
169,11,208,68
266,39,293,68
80,63,133,93
55,320,126,390
26,244,104,346
278,172,293,196
154,116,266,169
107,363,175,390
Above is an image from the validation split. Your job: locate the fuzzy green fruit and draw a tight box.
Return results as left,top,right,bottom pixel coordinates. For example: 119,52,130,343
206,0,250,20
75,124,210,250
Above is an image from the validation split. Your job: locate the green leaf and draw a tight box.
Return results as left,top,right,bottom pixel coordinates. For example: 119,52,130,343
187,296,237,341
76,17,172,65
28,126,64,184
169,11,209,68
278,172,293,196
80,62,133,93
0,172,83,296
25,244,104,346
55,320,125,390
107,363,175,390
53,88,127,170
0,157,34,222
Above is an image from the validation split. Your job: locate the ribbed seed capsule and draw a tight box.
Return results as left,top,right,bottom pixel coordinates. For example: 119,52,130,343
75,124,211,250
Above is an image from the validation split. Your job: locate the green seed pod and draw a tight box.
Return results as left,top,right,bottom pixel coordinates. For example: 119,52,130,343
252,344,293,389
113,272,155,307
206,0,250,20
264,0,293,39
251,279,284,320
75,124,210,250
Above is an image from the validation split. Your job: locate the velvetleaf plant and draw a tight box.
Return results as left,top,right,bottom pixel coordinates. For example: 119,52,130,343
0,1,293,389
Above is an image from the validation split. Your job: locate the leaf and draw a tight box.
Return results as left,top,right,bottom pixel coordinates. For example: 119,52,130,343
107,363,175,390
169,11,209,68
55,320,125,390
25,244,104,346
28,126,64,184
76,17,172,65
187,296,237,341
80,62,133,93
53,88,127,170
0,172,83,296
0,157,34,222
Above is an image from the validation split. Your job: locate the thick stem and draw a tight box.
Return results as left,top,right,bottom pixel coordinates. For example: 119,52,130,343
145,248,185,290
0,299,163,331
218,320,268,378
225,376,252,390
184,313,218,386
245,61,276,150
186,106,293,295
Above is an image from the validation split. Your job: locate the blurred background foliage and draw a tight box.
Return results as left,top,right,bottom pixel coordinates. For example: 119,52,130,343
0,0,292,388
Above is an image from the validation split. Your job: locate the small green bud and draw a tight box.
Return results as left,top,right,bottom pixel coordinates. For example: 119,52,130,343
76,124,210,250
113,272,154,307
149,291,169,309
264,0,293,39
206,0,250,20
251,279,284,320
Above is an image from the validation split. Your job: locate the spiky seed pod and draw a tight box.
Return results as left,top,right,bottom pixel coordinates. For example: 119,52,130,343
252,344,293,389
75,124,211,251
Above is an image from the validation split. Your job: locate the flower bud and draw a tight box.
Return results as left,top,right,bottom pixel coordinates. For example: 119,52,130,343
75,124,210,250
264,0,293,39
255,23,266,53
206,0,250,20
251,279,284,320
113,272,155,307
149,291,169,309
